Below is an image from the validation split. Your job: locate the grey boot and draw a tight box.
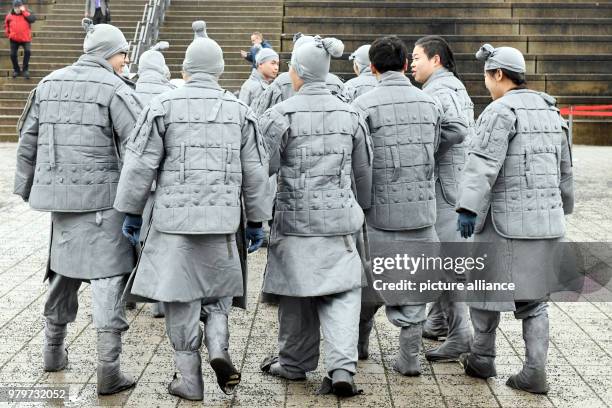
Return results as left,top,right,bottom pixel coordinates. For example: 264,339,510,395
422,301,448,340
331,369,359,397
393,324,422,376
43,321,68,372
151,302,165,318
168,351,204,401
506,313,550,394
426,302,473,362
460,308,498,379
204,313,240,394
96,331,136,395
260,355,306,380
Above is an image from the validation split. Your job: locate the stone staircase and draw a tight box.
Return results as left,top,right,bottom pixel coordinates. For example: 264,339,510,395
2,0,610,144
158,0,283,91
0,0,146,141
281,0,612,144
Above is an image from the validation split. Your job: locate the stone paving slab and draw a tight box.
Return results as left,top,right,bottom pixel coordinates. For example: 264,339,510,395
0,143,610,407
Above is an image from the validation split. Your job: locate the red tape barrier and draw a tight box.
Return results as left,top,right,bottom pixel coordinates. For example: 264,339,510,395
560,105,612,117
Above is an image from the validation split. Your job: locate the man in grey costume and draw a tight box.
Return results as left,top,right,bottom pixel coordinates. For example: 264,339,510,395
238,47,279,107
344,44,377,102
13,19,142,395
113,21,271,401
133,40,176,319
251,32,347,116
258,35,372,397
352,36,442,376
411,35,474,362
456,44,574,394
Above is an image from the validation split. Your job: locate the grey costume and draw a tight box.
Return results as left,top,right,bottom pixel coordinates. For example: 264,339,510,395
14,20,141,395
457,84,574,393
420,67,474,360
113,21,271,400
344,68,377,102
238,69,269,107
251,71,346,115
344,45,377,102
352,70,441,375
135,41,176,318
259,37,372,390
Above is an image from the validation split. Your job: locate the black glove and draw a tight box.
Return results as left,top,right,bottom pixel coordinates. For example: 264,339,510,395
246,222,265,253
122,214,142,246
456,211,477,239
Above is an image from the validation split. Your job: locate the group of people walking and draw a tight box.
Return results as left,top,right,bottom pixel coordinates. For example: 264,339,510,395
13,17,573,401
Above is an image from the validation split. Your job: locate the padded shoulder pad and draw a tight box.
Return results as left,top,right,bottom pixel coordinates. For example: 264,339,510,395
17,88,37,133
127,98,165,156
471,104,515,161
259,106,290,151
115,84,143,118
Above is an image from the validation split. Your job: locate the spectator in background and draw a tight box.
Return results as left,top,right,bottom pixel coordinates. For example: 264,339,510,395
85,0,110,25
5,0,35,79
240,31,271,70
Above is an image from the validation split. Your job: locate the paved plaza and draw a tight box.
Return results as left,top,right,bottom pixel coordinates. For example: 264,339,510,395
0,142,610,407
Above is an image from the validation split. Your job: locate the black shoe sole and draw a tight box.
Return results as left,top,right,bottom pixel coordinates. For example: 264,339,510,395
506,376,549,395
210,357,241,395
98,380,136,395
332,380,355,397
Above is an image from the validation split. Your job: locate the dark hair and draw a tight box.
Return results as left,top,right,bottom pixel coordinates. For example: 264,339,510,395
486,68,527,88
369,36,408,74
415,35,459,78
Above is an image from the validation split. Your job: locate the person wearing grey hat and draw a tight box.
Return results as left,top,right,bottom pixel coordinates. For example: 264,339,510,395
133,41,176,319
259,35,372,397
352,36,442,376
238,47,279,106
455,43,574,394
410,35,473,362
344,44,377,102
251,32,347,116
13,18,142,395
113,21,271,401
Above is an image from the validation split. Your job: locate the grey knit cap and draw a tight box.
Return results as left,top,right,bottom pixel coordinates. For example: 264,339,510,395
138,41,169,76
82,18,129,60
182,20,224,77
476,43,526,74
255,48,279,66
291,36,344,83
349,44,371,73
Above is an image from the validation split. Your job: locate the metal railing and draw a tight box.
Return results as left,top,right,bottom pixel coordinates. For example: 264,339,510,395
127,0,171,74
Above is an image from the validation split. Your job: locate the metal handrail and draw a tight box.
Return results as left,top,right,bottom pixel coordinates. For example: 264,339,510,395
127,0,171,74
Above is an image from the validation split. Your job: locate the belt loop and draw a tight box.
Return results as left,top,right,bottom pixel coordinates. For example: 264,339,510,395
225,145,233,184
390,144,400,182
342,235,353,252
48,124,56,168
226,234,233,258
179,142,185,184
338,148,347,187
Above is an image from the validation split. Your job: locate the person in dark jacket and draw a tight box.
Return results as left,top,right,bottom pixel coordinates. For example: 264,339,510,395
4,0,35,79
240,31,272,70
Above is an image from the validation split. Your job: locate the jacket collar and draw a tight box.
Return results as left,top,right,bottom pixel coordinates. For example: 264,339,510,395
184,72,222,90
137,70,171,86
74,54,115,73
377,70,413,87
422,67,454,89
297,81,331,95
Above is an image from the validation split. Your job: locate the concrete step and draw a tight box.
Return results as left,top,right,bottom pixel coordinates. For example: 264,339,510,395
284,17,612,36
292,34,612,55
285,2,612,19
321,53,612,75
